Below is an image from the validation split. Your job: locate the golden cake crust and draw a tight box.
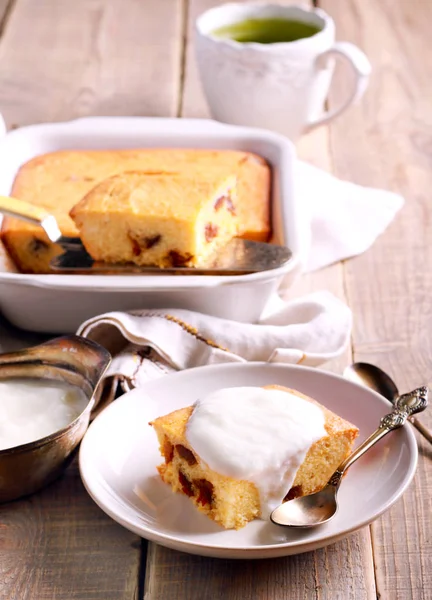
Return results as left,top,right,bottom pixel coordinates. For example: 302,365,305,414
1,148,270,273
150,386,358,530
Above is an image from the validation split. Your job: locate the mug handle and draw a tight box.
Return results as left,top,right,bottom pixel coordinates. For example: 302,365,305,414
306,41,371,131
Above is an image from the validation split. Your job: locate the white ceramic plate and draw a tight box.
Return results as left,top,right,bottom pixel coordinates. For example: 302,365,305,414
79,363,418,559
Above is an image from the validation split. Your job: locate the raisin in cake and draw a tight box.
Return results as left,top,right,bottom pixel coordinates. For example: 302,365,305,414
150,385,358,530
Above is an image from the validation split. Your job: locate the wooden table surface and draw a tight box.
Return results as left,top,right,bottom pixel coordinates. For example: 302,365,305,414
0,0,431,598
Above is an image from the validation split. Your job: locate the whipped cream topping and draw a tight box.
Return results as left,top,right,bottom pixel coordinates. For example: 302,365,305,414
0,378,88,451
186,386,327,518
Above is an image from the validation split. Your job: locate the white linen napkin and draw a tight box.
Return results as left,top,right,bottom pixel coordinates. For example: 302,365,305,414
297,161,404,271
78,291,351,407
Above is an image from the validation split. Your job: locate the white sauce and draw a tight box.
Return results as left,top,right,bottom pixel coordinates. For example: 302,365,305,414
186,386,326,518
0,378,88,451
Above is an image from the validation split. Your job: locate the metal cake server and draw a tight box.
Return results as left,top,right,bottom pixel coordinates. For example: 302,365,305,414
0,195,292,275
270,386,428,528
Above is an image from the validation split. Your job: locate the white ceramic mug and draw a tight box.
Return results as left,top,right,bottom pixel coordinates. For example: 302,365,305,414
195,3,371,141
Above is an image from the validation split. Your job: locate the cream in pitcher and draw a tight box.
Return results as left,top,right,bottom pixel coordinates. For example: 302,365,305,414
0,378,88,450
195,3,371,141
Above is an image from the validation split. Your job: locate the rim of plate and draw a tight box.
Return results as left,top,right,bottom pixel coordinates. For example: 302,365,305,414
79,362,419,556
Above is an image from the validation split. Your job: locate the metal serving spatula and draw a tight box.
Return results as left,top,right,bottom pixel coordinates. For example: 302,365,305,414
0,195,292,275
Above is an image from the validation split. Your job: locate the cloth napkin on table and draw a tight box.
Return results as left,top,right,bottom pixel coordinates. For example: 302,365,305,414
77,291,351,409
75,163,403,407
296,161,404,271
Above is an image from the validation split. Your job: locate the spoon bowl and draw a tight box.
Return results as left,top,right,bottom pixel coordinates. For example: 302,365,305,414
271,483,338,527
344,362,398,402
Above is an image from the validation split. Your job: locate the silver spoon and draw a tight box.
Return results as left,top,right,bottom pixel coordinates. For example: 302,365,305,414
344,362,432,445
270,386,428,528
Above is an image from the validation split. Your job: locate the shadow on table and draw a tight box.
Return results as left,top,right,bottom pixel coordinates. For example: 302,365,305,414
0,311,54,352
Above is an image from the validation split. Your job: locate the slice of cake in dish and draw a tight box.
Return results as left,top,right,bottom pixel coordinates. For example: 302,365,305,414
70,171,238,268
1,148,269,273
150,385,358,530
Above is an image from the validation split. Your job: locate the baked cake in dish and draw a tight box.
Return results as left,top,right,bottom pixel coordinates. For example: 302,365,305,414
70,171,238,268
150,385,358,530
1,149,270,273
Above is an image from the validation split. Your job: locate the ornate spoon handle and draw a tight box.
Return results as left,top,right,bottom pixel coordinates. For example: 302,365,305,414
328,387,428,488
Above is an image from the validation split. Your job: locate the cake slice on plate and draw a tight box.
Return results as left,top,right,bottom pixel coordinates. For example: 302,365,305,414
150,385,358,530
70,170,238,268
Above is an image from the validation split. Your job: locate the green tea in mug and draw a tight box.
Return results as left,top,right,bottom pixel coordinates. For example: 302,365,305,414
211,17,321,44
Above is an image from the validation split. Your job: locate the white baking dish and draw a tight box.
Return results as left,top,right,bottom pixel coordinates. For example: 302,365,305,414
0,117,307,333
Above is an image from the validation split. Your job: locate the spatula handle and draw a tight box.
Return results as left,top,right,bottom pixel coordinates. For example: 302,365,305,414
0,195,50,225
0,195,63,243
